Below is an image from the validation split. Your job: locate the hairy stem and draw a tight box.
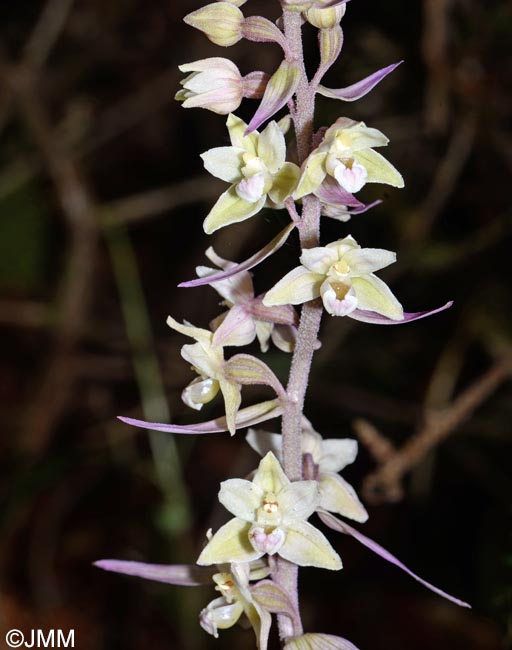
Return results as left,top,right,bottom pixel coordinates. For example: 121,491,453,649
275,9,323,643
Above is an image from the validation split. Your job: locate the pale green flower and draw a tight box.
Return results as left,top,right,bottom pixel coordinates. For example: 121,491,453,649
246,418,368,522
263,235,403,320
200,562,271,649
197,452,342,570
202,114,300,233
167,316,241,435
294,117,404,199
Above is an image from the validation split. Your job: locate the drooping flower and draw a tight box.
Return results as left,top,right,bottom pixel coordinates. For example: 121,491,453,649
246,418,368,522
94,558,272,650
197,452,342,570
294,117,404,200
201,114,300,233
167,316,242,434
196,247,298,352
263,235,404,320
200,562,271,649
176,58,268,115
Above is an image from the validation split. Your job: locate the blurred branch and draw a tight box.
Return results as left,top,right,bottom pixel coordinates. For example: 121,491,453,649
2,61,99,456
359,357,512,503
422,0,450,133
102,176,223,228
23,0,76,70
404,111,477,245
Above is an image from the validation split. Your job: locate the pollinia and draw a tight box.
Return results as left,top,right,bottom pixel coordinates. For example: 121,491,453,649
96,1,470,648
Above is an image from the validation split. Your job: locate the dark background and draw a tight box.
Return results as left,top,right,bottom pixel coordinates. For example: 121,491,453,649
0,0,511,648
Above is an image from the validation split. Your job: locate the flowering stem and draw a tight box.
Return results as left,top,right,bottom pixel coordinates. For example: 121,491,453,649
274,9,323,643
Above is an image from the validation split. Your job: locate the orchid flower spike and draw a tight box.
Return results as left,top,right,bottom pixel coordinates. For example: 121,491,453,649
197,452,342,570
263,235,404,320
201,114,300,233
246,418,368,522
294,117,404,199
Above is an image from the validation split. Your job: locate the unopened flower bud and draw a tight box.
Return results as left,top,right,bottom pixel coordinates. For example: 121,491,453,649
176,58,243,115
184,3,244,47
306,4,346,29
280,0,314,11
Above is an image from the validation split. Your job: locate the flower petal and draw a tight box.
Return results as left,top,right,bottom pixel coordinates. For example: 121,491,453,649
319,512,471,608
212,306,257,348
349,301,453,325
226,114,258,152
117,399,283,435
280,520,342,570
179,224,296,289
219,478,262,520
318,438,358,472
268,162,301,205
263,267,323,307
246,59,301,134
219,378,242,436
317,61,403,102
294,152,328,200
201,146,244,183
258,121,286,173
319,473,368,522
300,246,338,274
246,429,282,458
280,480,319,523
197,518,262,565
166,316,212,345
352,148,404,187
94,560,214,586
351,275,404,320
204,186,266,234
344,247,397,275
253,451,289,493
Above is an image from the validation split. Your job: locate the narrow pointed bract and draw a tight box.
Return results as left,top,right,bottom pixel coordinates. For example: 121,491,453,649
319,511,471,608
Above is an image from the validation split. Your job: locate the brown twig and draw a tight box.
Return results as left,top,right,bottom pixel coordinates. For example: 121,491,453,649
4,65,99,455
361,358,511,503
422,0,451,133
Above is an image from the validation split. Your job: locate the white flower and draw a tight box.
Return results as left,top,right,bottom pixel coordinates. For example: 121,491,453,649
294,117,404,199
263,235,403,320
197,247,298,353
197,452,342,570
167,316,241,435
200,563,271,649
246,418,368,522
176,58,244,115
201,114,300,233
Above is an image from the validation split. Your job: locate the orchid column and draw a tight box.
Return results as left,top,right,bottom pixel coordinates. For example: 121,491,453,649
95,1,469,649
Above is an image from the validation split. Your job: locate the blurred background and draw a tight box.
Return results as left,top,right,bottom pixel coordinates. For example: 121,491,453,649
0,0,511,648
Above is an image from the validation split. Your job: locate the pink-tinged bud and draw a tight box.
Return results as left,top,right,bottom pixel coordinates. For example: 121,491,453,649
176,58,243,115
306,4,346,29
184,3,244,47
249,525,286,555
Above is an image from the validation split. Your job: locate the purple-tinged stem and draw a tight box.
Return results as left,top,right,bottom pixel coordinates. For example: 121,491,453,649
274,9,324,644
